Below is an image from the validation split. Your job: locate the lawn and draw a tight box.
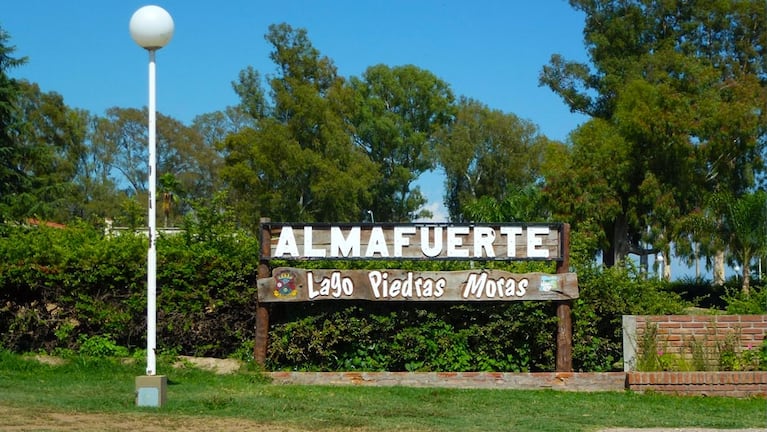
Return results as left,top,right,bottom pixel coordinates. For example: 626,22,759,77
0,351,763,432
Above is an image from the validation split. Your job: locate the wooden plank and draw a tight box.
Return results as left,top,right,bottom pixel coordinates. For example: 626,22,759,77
254,217,272,366
555,223,573,372
264,223,563,261
258,267,578,302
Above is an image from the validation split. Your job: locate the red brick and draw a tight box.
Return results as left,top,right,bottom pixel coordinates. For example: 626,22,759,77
685,322,707,329
659,322,682,329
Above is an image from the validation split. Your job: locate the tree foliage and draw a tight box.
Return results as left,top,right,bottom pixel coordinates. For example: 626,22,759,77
436,98,548,222
540,0,767,268
221,24,378,227
715,190,767,293
350,64,455,222
7,81,88,222
0,27,28,221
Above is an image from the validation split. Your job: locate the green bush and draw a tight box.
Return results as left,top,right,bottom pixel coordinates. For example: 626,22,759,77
724,283,766,314
571,262,689,371
78,334,129,358
266,299,558,372
0,219,700,372
0,212,259,358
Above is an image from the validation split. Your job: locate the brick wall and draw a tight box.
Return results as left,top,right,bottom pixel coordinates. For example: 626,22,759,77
627,371,767,397
623,315,767,372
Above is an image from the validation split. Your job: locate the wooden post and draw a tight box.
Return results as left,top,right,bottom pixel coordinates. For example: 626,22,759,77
254,218,271,366
555,223,573,372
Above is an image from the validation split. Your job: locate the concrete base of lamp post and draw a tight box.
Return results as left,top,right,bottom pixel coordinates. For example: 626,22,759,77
135,375,167,407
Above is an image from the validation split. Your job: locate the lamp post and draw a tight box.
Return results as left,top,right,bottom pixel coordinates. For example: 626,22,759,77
656,252,664,281
130,5,173,407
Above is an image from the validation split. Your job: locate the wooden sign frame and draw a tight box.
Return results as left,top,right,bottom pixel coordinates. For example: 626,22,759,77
255,219,575,372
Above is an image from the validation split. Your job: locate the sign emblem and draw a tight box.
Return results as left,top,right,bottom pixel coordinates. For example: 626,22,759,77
274,270,298,297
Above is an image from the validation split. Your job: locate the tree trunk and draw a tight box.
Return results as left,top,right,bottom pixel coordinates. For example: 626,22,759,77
604,216,631,267
694,243,700,279
713,250,725,285
741,251,751,295
742,265,750,295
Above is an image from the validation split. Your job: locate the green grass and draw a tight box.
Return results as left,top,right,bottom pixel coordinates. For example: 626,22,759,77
0,350,764,432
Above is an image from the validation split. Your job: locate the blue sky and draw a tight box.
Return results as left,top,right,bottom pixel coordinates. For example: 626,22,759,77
3,0,590,219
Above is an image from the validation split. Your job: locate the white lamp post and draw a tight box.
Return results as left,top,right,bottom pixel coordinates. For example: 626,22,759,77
656,252,664,281
130,5,173,405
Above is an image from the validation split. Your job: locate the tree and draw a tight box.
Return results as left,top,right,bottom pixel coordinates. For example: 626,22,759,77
0,27,28,221
540,0,766,267
9,81,88,222
719,190,767,293
350,64,455,222
437,98,549,222
542,118,631,260
91,107,148,195
159,172,181,228
221,24,378,227
91,107,219,224
462,184,549,223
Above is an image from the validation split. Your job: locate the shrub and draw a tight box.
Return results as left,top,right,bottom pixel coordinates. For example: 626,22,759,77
571,262,688,371
266,301,557,372
724,283,766,314
78,334,129,358
0,211,260,358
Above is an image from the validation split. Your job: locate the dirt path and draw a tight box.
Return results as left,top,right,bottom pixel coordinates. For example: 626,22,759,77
0,405,305,432
2,404,763,432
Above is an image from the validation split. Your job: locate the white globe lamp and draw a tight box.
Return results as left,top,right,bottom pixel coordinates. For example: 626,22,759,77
130,5,174,50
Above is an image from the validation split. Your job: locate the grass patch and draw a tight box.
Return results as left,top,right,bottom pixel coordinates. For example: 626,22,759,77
0,350,764,431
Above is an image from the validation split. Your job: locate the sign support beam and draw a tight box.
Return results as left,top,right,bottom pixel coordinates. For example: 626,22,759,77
254,218,271,366
555,223,573,372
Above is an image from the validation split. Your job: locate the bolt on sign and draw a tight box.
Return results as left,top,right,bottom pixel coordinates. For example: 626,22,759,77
257,223,577,303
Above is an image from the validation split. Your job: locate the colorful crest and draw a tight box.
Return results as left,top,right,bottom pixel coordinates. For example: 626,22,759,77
274,270,298,297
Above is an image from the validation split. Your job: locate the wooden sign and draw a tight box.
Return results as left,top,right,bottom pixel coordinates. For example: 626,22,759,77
262,223,564,261
258,267,578,302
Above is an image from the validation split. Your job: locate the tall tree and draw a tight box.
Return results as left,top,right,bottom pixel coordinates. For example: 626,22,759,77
91,107,148,195
350,64,455,222
222,24,378,226
0,27,27,221
91,107,219,224
540,0,766,267
436,98,548,222
11,81,88,222
718,190,767,293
